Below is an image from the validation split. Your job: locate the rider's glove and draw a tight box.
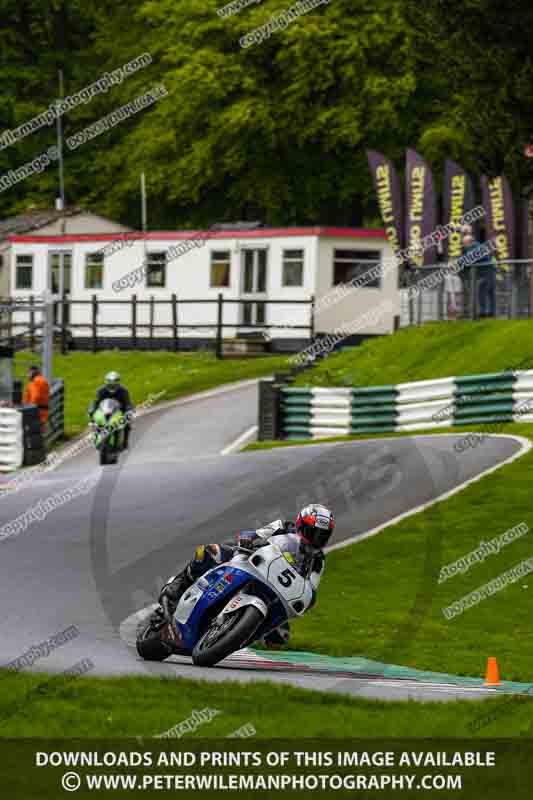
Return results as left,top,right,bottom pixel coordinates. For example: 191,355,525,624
283,520,296,534
237,530,259,551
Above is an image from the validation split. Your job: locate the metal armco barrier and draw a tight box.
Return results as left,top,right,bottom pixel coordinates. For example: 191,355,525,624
47,379,65,445
20,405,46,466
0,408,24,472
279,370,533,439
258,380,281,441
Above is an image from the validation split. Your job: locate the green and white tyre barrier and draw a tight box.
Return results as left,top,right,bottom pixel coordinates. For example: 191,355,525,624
280,370,533,439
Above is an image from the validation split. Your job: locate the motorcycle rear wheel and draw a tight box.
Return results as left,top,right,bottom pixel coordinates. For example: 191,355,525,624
192,606,263,667
136,620,173,662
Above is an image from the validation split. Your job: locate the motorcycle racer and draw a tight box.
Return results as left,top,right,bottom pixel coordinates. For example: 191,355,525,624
88,371,134,449
156,504,335,646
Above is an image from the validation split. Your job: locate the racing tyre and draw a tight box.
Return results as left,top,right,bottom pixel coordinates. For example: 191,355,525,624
100,445,110,466
136,620,173,662
192,606,263,667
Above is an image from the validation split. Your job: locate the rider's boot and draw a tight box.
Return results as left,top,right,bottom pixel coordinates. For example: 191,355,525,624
156,544,230,623
261,621,290,648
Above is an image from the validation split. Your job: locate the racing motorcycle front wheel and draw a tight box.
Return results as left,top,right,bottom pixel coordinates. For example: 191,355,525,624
192,606,263,667
99,443,111,465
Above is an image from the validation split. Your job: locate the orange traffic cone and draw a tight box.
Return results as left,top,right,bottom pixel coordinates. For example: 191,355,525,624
484,657,501,686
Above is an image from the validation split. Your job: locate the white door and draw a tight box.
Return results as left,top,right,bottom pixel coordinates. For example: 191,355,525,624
49,251,72,326
241,248,267,328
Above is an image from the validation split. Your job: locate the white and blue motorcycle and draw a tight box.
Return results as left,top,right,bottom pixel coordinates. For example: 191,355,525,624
136,539,314,667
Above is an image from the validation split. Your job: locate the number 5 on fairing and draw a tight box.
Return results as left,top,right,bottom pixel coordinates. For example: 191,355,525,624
278,568,296,587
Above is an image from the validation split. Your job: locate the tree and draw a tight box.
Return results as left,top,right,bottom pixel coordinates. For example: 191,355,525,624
401,0,533,188
0,0,108,214
78,0,423,226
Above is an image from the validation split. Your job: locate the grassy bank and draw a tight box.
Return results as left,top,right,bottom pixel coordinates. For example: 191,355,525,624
296,319,533,388
0,669,532,738
14,351,288,437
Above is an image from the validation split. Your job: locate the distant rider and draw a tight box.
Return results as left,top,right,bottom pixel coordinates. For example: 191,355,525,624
88,371,134,449
157,504,335,646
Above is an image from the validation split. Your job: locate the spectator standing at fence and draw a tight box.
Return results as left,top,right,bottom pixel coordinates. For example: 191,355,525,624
23,365,49,433
462,228,496,318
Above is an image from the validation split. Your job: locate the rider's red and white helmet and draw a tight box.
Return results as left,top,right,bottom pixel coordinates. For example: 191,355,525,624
295,504,335,549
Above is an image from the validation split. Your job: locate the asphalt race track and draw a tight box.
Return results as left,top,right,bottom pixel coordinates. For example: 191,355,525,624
0,380,528,701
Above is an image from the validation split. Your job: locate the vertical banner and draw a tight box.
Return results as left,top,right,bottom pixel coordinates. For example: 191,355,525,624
366,150,403,256
480,175,515,262
442,160,476,260
405,149,437,266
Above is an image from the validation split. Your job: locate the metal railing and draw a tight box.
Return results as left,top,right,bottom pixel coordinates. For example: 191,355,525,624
400,259,533,326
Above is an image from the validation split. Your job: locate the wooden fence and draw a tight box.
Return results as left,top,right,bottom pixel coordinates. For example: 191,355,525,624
0,294,315,358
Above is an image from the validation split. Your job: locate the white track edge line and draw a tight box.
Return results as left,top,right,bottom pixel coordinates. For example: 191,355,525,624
220,426,258,456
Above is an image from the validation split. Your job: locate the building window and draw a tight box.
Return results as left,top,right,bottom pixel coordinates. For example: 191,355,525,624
85,252,104,289
210,251,231,288
333,249,382,288
282,249,304,287
15,255,33,290
147,252,166,288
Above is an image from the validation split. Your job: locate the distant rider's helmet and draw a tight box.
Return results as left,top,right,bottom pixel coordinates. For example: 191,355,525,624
104,371,121,395
295,504,335,549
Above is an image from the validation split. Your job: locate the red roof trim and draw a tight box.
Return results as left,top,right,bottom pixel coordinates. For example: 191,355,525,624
8,226,386,244
321,227,385,239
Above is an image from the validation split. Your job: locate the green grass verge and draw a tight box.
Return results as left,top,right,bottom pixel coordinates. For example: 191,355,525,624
295,319,533,388
14,351,288,438
1,669,532,738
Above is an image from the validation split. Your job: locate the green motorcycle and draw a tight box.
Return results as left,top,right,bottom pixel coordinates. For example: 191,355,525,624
91,398,125,465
